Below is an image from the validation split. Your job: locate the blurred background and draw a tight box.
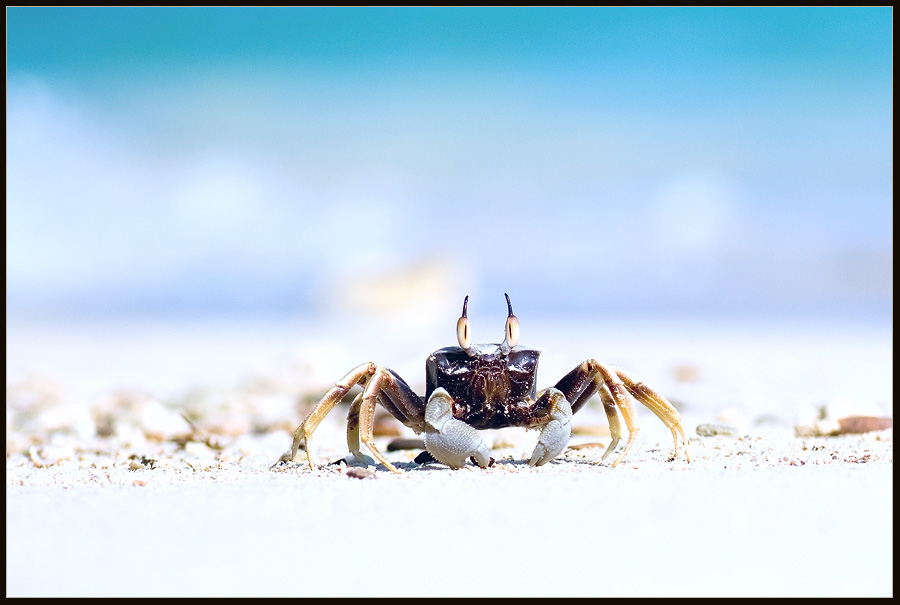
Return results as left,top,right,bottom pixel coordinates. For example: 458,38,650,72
7,7,892,322
5,8,893,413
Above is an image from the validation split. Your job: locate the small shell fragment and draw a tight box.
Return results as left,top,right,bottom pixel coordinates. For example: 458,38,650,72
345,467,376,480
837,416,892,434
696,423,740,438
28,445,71,468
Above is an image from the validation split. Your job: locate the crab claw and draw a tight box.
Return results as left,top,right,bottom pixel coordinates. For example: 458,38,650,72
529,389,573,466
424,388,493,469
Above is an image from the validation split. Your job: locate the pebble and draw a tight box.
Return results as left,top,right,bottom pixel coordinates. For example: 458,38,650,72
386,438,425,451
345,467,376,480
696,423,740,438
373,418,404,437
836,416,892,434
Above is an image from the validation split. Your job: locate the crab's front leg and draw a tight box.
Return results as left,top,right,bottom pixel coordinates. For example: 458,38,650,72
344,392,376,467
280,363,426,474
351,366,428,474
280,362,377,467
423,388,493,469
528,388,573,466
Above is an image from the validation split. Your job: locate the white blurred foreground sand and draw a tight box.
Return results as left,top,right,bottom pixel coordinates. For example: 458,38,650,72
6,313,893,597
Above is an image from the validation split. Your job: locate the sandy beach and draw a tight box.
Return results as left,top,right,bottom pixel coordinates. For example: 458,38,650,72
6,314,893,597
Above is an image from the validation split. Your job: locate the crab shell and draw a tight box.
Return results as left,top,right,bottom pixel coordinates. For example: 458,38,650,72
426,344,547,430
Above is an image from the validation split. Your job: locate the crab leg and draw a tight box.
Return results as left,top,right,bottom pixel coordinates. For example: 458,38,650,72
345,393,375,466
377,369,428,433
554,360,638,465
595,364,641,466
554,359,688,466
614,367,691,463
283,362,377,468
356,369,403,474
283,360,428,471
598,385,624,462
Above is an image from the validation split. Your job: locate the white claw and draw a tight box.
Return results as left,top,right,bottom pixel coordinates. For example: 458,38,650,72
424,388,493,469
529,390,573,466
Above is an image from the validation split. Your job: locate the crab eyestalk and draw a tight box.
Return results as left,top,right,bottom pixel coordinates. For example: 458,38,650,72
456,295,476,356
500,293,520,355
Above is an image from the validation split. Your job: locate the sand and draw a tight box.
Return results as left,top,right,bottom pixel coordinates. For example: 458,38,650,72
6,314,893,597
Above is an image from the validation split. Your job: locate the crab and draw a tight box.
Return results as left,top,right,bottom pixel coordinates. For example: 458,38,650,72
282,294,689,473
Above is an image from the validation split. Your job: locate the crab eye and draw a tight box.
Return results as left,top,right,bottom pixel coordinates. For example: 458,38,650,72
457,316,471,349
456,296,472,349
505,315,520,348
504,293,520,348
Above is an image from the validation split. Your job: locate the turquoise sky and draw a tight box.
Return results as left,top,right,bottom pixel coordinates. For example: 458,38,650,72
8,7,892,116
7,8,892,76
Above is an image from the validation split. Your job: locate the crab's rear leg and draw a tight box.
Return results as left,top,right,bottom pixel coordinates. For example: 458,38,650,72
554,359,688,466
614,367,691,463
554,360,638,465
597,384,625,462
594,364,641,466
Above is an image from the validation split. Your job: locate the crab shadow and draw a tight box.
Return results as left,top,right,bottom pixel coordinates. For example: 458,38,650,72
386,452,619,473
270,450,645,475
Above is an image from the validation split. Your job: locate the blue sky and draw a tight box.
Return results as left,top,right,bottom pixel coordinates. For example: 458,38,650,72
6,7,893,319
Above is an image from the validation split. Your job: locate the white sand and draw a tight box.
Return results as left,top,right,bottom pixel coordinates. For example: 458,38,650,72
6,314,893,597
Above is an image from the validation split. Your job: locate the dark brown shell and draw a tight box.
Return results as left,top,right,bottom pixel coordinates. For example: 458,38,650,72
425,345,544,430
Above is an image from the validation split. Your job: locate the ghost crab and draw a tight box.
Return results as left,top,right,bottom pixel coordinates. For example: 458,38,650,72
282,294,689,473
